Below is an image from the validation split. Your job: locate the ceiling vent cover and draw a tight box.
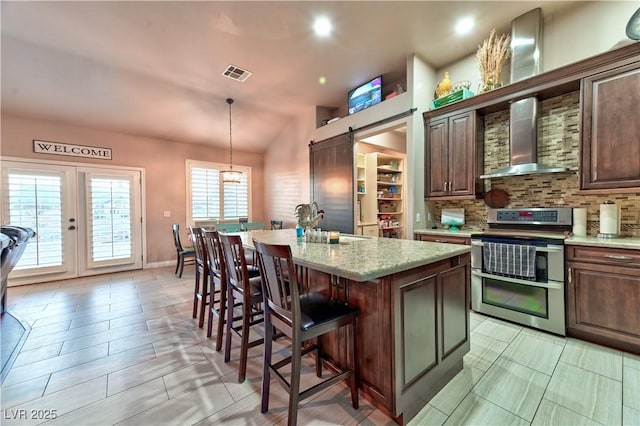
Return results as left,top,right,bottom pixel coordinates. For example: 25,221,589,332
222,65,252,82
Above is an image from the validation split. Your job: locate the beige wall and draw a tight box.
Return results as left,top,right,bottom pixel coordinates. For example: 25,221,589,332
263,107,315,229
1,114,265,264
437,1,636,93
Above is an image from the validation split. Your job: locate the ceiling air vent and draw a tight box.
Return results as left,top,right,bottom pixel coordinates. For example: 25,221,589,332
222,65,252,82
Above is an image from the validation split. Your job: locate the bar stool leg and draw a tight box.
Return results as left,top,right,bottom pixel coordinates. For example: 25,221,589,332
288,338,302,426
214,283,227,351
224,286,234,363
192,267,200,320
198,275,208,328
261,317,273,413
237,295,251,382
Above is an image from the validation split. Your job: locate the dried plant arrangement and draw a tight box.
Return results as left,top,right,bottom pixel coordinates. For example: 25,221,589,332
476,29,511,92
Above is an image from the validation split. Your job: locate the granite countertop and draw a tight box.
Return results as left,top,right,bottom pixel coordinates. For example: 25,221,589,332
565,235,640,250
237,229,470,282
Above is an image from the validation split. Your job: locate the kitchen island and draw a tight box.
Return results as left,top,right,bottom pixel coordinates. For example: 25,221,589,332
238,229,471,424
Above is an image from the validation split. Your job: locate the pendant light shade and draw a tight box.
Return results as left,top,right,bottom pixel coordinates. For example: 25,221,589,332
221,98,242,184
627,7,640,40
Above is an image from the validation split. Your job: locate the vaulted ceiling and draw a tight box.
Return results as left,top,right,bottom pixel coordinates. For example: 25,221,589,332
2,1,582,152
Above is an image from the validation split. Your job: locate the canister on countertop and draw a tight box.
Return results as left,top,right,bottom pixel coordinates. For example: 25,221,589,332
572,208,587,237
598,201,621,238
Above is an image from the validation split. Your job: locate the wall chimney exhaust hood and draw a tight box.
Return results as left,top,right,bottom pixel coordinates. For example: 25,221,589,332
480,8,569,179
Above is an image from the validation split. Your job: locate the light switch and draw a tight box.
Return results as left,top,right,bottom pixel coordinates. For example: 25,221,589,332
163,211,171,217
416,213,421,223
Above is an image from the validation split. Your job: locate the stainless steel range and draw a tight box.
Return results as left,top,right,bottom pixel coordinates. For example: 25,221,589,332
471,208,572,335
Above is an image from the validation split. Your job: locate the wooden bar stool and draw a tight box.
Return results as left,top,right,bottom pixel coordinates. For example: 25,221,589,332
219,233,265,383
201,229,227,350
189,226,209,328
253,239,359,426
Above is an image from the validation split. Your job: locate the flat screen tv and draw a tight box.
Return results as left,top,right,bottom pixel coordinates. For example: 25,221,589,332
348,76,382,115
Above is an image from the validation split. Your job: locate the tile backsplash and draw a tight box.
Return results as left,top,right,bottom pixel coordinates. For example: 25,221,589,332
429,91,640,237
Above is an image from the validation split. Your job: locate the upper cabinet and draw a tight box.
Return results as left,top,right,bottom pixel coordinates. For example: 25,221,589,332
422,43,640,195
425,111,484,199
580,61,640,192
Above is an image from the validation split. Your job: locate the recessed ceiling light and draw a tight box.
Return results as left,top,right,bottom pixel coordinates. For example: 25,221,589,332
455,17,474,35
313,16,332,37
318,76,327,85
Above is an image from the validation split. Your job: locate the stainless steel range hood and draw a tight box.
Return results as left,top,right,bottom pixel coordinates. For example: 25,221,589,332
481,8,569,179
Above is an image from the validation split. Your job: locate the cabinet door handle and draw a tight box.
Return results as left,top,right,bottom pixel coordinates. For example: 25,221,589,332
604,254,634,261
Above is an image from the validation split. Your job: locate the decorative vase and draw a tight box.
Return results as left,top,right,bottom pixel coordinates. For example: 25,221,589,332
478,76,503,94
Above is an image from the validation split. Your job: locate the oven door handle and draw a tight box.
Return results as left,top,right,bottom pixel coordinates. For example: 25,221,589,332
471,270,564,290
470,240,563,253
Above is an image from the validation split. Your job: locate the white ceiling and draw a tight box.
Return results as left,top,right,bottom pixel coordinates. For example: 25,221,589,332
1,1,581,153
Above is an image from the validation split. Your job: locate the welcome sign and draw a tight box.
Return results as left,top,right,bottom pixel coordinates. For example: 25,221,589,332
33,140,112,160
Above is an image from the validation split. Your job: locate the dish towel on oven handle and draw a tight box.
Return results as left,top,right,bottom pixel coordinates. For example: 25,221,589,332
482,242,537,278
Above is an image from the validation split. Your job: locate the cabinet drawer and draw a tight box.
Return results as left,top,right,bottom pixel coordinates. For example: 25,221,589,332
567,246,640,268
415,234,470,245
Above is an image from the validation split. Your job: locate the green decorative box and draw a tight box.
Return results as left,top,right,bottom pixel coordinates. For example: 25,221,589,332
431,89,474,109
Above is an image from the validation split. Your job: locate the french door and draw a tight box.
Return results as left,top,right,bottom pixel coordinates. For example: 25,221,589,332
1,160,143,285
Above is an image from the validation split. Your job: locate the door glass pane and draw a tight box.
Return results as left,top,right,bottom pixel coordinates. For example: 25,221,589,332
6,171,63,269
88,176,132,261
482,277,548,318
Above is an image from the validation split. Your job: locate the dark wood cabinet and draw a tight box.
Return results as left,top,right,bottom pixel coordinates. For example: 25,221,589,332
567,245,640,355
580,62,640,191
301,254,470,423
425,111,483,199
415,233,470,245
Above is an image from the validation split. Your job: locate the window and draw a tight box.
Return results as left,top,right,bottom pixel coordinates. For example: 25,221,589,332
3,170,64,269
186,160,251,223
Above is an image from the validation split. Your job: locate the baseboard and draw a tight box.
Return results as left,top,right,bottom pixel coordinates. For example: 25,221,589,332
144,260,175,269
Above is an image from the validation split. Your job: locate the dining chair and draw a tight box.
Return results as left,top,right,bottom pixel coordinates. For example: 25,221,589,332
172,224,195,278
219,233,265,382
215,223,243,233
243,222,266,231
253,239,359,426
270,220,283,230
189,226,209,328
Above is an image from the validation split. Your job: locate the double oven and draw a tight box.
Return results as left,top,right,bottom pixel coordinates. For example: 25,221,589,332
471,208,572,336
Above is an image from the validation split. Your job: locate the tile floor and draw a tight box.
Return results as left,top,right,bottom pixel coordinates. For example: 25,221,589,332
1,267,638,425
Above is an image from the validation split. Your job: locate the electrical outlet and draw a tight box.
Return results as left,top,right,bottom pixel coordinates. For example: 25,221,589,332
163,211,171,217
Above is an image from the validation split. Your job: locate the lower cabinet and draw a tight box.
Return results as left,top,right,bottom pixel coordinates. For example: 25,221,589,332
415,233,470,245
300,254,470,422
567,245,640,355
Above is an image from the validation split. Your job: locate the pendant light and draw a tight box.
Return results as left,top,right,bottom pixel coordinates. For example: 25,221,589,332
627,6,640,40
221,97,242,184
